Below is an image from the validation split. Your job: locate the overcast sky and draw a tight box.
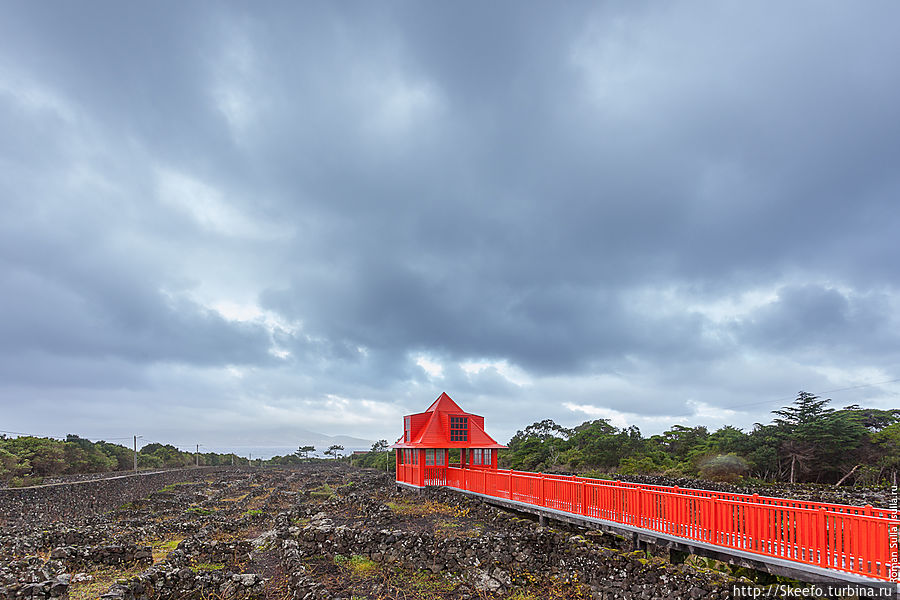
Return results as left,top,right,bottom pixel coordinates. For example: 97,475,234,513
1,2,899,450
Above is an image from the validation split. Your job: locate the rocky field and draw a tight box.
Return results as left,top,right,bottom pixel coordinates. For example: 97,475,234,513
0,465,760,600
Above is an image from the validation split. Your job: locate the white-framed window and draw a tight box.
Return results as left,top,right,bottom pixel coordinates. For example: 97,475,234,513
426,449,445,466
404,416,411,442
472,448,483,465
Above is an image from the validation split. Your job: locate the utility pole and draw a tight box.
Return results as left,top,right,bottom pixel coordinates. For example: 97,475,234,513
133,435,142,471
195,444,200,467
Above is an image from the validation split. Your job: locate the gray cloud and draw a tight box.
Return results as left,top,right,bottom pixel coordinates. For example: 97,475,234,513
1,1,899,446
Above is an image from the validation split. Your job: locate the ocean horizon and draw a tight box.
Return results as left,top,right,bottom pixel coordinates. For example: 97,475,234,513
196,446,372,460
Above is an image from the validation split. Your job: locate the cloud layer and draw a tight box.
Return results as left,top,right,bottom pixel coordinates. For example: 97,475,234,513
2,2,899,447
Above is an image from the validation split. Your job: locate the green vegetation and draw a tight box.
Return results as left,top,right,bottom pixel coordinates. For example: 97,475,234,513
190,562,225,572
68,565,145,600
309,484,336,499
503,392,900,485
185,506,214,516
266,444,317,465
327,554,458,599
352,439,396,471
0,434,243,486
324,444,345,459
387,498,470,518
334,554,378,577
160,481,197,492
149,538,182,563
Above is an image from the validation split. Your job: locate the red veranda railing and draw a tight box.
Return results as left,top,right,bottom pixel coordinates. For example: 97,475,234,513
397,465,899,582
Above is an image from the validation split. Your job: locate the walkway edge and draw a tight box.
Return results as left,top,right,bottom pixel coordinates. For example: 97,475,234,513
400,482,899,593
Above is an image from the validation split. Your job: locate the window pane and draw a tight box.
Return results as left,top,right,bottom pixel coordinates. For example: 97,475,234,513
449,416,468,441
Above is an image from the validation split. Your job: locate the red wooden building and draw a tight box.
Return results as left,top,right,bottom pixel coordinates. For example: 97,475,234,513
392,392,506,487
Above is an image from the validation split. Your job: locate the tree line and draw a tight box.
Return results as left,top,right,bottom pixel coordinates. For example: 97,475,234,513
0,435,241,486
5,392,897,487
265,444,349,465
503,392,900,485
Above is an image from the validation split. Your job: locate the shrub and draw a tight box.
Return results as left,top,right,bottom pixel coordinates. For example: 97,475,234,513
697,454,749,482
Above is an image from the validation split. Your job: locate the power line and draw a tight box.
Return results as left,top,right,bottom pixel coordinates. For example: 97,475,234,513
722,377,900,411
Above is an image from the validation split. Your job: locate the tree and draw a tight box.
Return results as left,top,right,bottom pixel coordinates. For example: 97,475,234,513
294,445,316,461
873,423,900,484
504,419,571,471
324,444,344,459
568,420,640,469
653,425,709,462
769,392,867,483
771,392,833,483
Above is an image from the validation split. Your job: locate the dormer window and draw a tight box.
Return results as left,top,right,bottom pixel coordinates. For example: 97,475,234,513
450,416,468,441
404,416,411,442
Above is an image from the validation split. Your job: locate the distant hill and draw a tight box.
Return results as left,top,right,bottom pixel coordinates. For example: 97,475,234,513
295,428,374,449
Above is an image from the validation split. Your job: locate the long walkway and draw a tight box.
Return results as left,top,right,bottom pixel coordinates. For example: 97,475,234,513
398,466,898,585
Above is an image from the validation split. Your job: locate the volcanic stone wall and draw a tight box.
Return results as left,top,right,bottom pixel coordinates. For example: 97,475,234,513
0,468,235,527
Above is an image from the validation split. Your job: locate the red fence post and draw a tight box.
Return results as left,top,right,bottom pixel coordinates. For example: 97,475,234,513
751,494,759,552
712,493,719,545
461,468,898,581
615,480,622,523
674,486,680,536
636,486,643,529
818,507,827,567
581,478,588,517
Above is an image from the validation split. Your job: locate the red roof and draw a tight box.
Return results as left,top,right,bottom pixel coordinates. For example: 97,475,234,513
391,392,506,449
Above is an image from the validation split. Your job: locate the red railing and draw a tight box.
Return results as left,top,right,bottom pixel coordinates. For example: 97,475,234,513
396,465,898,581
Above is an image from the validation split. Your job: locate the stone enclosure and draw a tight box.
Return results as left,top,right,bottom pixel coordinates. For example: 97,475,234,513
0,464,796,600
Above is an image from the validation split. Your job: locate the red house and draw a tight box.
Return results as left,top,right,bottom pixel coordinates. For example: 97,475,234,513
392,392,506,487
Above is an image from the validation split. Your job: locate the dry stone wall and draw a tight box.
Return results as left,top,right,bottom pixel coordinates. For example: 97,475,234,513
0,468,236,528
277,486,742,600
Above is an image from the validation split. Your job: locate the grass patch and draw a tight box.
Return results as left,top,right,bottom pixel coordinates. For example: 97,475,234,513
190,562,225,572
160,481,196,493
507,592,540,600
309,484,336,499
245,488,275,510
68,566,144,600
149,538,183,563
508,568,592,599
386,498,469,518
433,518,482,539
221,493,249,502
334,554,378,577
185,506,214,516
303,555,460,599
243,509,264,517
388,568,458,599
